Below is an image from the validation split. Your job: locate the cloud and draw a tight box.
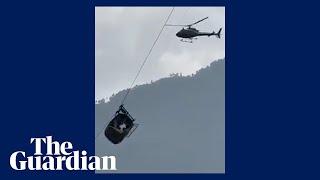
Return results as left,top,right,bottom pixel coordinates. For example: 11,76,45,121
157,51,203,76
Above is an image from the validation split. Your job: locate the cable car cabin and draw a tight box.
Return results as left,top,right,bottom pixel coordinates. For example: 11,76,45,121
104,105,138,144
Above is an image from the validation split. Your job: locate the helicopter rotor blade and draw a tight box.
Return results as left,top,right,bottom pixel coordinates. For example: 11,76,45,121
189,17,209,26
165,17,209,27
165,24,188,27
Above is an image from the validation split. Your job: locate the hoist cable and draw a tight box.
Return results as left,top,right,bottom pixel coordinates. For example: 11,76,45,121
95,7,175,141
120,7,175,105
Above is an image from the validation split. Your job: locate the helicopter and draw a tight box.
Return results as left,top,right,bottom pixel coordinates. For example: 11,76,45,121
165,17,222,43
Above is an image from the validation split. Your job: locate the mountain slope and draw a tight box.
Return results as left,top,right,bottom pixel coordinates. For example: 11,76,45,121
95,59,225,173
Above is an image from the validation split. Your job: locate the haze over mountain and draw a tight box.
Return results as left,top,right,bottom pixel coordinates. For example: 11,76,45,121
95,59,225,173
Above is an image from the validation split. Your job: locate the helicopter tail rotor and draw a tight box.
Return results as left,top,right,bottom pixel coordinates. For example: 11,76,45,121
216,28,222,38
211,28,222,38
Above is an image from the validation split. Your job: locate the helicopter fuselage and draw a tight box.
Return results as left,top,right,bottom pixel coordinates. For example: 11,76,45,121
176,28,212,39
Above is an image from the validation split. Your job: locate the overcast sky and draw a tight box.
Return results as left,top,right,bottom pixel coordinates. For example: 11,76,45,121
95,7,225,100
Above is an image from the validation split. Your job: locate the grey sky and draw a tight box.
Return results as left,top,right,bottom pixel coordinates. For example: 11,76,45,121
95,7,225,100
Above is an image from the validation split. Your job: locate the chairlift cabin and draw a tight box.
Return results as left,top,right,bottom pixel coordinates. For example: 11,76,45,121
104,105,138,144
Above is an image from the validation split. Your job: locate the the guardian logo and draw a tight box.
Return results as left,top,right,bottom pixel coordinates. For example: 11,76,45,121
10,136,117,171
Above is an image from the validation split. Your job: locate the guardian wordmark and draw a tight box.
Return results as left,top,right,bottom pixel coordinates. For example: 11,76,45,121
10,136,117,171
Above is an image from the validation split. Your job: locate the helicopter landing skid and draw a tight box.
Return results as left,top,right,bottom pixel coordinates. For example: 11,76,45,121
180,38,197,43
180,39,193,43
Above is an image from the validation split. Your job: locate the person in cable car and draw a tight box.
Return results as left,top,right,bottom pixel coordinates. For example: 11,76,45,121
104,105,137,144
